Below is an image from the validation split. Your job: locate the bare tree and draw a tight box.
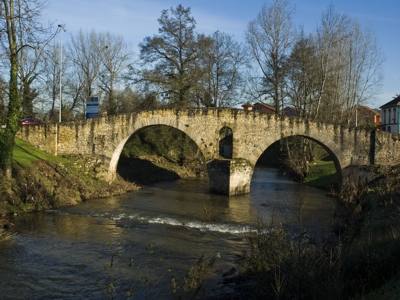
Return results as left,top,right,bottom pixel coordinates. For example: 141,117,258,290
63,61,84,114
196,31,246,107
246,0,293,114
312,6,382,125
98,33,130,115
42,42,64,119
68,30,101,115
287,32,320,119
14,0,57,118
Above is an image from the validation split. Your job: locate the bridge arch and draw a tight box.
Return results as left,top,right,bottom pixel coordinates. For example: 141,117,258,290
108,123,209,181
251,134,343,188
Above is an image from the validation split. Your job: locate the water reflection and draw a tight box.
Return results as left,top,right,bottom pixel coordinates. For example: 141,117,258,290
14,212,123,242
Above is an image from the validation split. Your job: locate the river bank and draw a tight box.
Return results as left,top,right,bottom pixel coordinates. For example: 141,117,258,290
0,139,139,232
225,164,400,299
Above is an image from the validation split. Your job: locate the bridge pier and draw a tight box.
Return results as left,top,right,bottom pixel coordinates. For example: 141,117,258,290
207,158,253,196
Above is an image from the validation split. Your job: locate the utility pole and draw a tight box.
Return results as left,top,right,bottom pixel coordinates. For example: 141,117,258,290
58,24,66,123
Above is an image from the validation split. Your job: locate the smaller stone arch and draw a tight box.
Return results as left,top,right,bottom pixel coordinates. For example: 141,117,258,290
252,134,343,189
219,127,233,159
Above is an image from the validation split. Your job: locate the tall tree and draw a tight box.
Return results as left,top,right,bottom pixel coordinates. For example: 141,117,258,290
196,31,246,107
0,0,27,178
68,30,101,114
15,0,54,118
98,33,130,115
19,44,42,117
139,5,204,107
246,0,293,114
42,42,63,120
0,0,56,179
312,6,382,125
287,33,320,119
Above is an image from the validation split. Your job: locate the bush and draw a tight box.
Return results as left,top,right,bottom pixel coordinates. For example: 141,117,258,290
240,223,343,300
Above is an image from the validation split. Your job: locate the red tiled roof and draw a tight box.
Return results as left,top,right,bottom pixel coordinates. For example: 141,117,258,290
253,102,276,111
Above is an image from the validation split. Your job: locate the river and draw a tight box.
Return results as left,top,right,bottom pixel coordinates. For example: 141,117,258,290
0,167,336,299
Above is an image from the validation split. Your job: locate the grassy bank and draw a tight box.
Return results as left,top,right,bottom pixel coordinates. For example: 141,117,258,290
304,160,338,190
0,139,138,218
13,139,64,168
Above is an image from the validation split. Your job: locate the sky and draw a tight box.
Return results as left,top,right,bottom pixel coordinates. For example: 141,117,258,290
43,0,400,108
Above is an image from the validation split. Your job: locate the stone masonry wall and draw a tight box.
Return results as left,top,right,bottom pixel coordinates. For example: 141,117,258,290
17,109,400,181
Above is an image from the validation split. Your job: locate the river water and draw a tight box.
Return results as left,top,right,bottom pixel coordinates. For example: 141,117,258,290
0,167,336,299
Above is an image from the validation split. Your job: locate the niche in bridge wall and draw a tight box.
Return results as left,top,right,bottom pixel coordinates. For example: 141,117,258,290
219,127,233,159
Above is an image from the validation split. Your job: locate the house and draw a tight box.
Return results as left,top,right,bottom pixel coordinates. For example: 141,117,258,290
373,110,381,126
253,102,276,114
354,105,381,128
242,102,253,112
241,103,301,117
282,106,299,117
241,102,276,114
380,95,400,133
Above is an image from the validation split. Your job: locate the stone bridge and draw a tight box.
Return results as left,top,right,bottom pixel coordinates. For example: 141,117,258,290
18,109,400,195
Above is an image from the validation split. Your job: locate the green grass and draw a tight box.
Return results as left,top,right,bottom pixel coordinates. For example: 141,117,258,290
304,160,338,190
13,139,92,182
13,139,65,168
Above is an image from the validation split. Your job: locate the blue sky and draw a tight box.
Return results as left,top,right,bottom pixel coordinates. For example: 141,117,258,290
44,0,399,107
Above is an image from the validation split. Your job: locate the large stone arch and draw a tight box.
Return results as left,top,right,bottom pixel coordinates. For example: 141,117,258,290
107,115,212,181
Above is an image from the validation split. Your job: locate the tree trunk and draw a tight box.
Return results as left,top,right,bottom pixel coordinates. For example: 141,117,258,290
0,0,21,180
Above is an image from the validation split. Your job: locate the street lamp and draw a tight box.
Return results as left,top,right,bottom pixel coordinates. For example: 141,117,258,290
58,24,66,123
